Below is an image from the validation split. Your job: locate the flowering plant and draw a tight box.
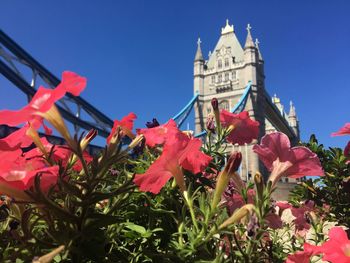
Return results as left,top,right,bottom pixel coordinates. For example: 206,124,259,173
0,72,348,263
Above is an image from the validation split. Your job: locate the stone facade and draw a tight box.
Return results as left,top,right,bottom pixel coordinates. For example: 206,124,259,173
193,20,300,200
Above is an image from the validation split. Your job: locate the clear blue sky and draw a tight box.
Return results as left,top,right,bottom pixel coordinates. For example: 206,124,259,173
0,1,349,148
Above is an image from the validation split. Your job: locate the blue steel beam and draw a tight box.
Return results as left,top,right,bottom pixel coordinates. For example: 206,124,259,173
0,59,110,138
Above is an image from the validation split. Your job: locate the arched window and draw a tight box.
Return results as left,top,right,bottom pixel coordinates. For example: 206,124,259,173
224,57,229,67
218,59,222,69
218,74,222,83
211,75,215,84
224,72,229,81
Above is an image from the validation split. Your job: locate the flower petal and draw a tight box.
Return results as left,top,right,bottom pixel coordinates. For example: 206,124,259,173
137,119,178,147
286,146,324,178
331,123,350,137
220,110,259,145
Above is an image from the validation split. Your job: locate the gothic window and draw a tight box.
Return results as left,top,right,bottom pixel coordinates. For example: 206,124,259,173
218,74,222,83
224,57,229,68
219,100,230,111
224,72,229,82
232,70,237,80
218,59,222,69
232,56,236,63
211,75,215,84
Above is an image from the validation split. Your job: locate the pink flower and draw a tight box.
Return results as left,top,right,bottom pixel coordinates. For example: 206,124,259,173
220,110,259,145
224,189,255,214
0,71,86,126
25,138,92,172
134,131,212,194
107,112,137,144
332,123,350,158
285,249,314,263
332,123,350,136
137,119,178,147
276,201,315,230
0,147,59,191
304,227,350,263
253,132,324,186
265,213,283,229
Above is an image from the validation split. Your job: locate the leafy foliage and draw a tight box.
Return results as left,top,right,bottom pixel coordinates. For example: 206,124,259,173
290,135,350,228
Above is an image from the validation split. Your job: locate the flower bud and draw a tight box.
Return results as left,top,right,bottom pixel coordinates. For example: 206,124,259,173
146,118,160,128
132,136,146,156
128,134,145,149
211,98,219,111
32,245,65,263
219,204,254,230
212,152,243,208
211,98,221,133
80,129,97,151
225,152,242,175
254,172,264,199
206,114,216,133
226,125,235,134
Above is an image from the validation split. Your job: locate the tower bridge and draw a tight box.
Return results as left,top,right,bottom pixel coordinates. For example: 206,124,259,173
191,20,300,199
0,21,300,199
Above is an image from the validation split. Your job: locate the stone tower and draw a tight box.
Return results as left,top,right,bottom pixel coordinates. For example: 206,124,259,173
193,20,300,194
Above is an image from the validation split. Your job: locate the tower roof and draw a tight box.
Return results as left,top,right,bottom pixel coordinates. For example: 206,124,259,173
244,24,255,49
194,37,204,61
207,19,244,68
289,101,296,117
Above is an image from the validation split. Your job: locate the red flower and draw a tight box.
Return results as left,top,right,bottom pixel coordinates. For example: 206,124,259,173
107,112,137,144
332,123,350,158
137,119,178,147
253,132,324,186
332,123,350,136
220,110,259,145
134,131,212,194
0,71,86,126
304,227,350,263
0,147,59,191
285,249,314,263
25,137,92,172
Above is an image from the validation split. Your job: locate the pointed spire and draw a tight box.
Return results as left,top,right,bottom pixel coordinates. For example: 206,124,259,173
221,19,234,35
255,38,263,61
244,23,255,49
194,37,204,61
289,101,296,117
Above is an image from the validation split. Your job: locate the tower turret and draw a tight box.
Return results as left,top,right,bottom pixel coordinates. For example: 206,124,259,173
194,38,205,95
255,38,263,62
243,24,259,85
244,24,255,49
288,101,300,139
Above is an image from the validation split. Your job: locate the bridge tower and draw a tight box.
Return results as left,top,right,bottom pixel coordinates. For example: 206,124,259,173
193,20,300,198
